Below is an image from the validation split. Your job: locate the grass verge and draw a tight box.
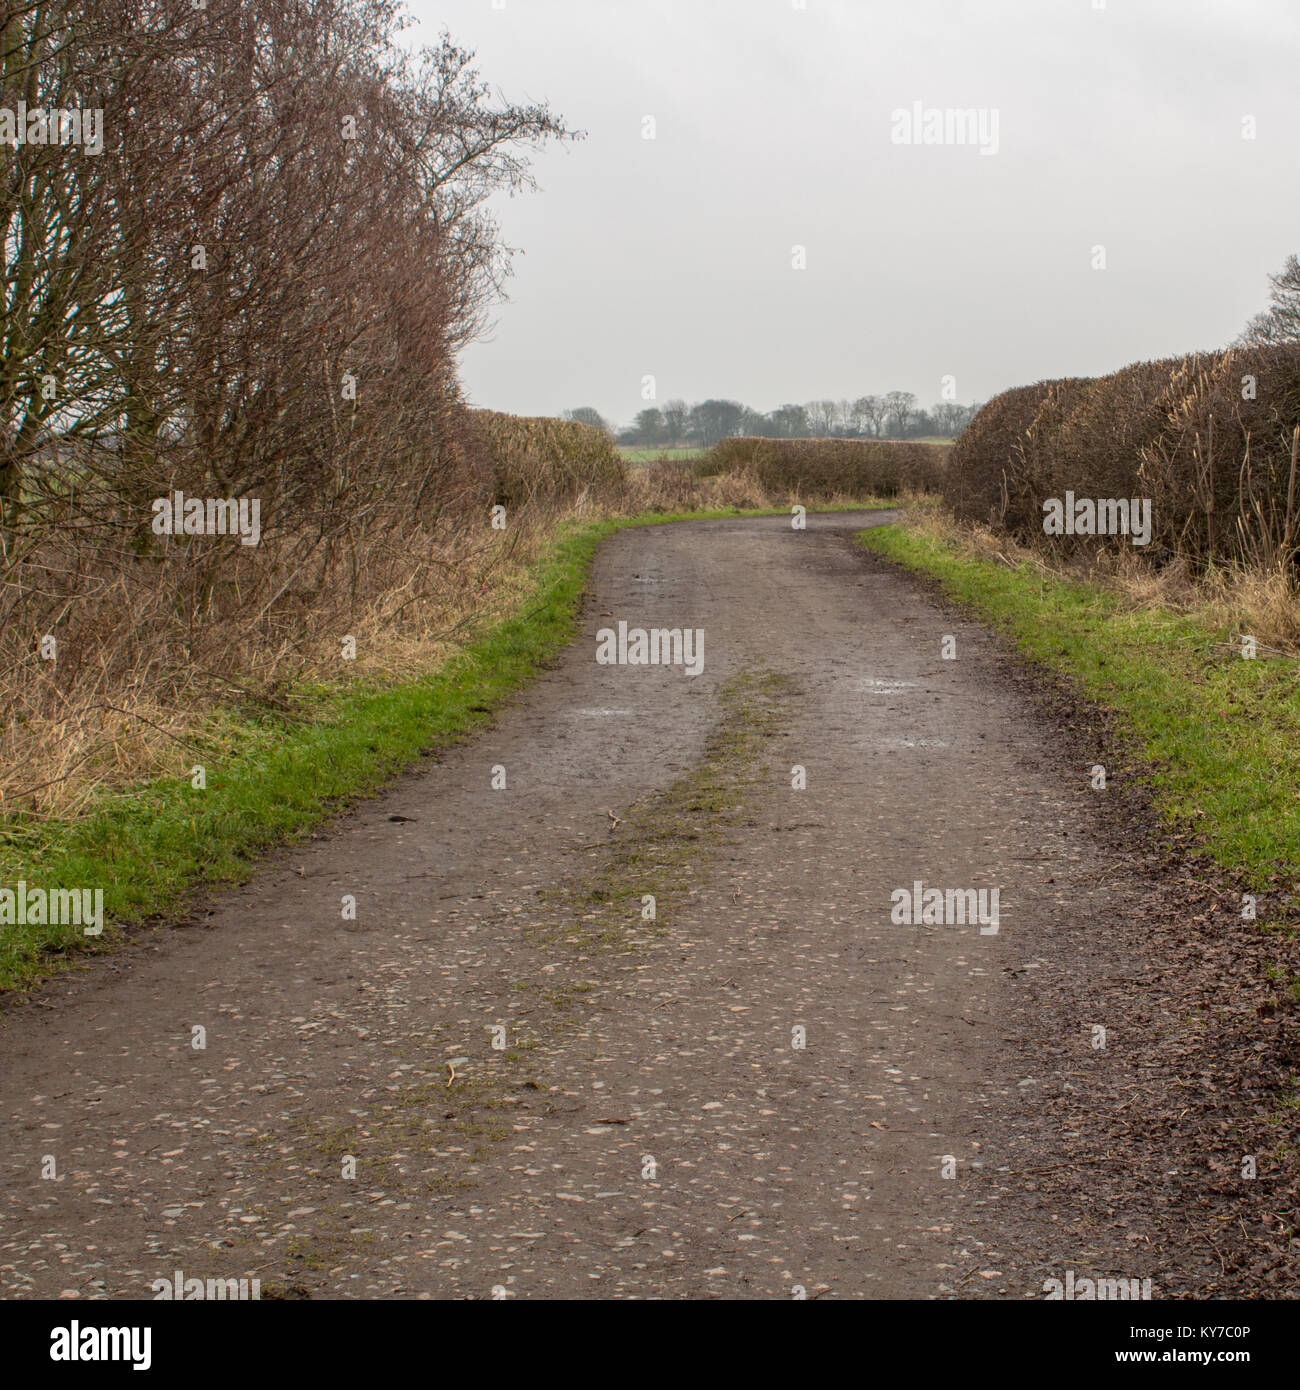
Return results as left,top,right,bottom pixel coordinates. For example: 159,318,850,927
858,522,1300,890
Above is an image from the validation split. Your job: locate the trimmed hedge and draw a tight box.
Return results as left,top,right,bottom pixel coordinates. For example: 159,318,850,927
469,410,627,507
945,347,1300,565
698,437,946,499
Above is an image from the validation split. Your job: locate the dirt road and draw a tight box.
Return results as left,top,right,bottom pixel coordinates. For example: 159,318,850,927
0,510,1280,1299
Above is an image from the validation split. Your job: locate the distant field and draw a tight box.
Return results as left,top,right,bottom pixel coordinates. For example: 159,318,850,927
616,445,709,463
618,439,953,463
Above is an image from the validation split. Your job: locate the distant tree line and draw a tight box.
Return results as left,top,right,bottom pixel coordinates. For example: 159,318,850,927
565,396,980,448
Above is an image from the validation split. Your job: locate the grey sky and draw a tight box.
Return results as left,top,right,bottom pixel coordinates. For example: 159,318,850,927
406,0,1300,428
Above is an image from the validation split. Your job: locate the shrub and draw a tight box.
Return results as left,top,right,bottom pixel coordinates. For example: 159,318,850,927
947,345,1300,568
942,380,1076,525
469,410,627,508
698,437,945,500
1138,346,1300,563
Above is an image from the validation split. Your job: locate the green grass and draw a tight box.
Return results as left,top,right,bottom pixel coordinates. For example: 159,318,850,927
616,445,708,463
0,500,892,993
859,522,1300,886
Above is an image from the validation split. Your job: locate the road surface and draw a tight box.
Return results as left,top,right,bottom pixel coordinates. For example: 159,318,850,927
0,510,1268,1299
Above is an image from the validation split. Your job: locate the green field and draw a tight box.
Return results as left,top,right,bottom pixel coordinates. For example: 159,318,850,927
618,440,953,463
616,445,710,463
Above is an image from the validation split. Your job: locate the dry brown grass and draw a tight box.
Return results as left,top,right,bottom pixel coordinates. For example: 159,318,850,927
623,461,774,512
0,490,584,821
2,403,644,822
0,451,852,823
896,502,1300,655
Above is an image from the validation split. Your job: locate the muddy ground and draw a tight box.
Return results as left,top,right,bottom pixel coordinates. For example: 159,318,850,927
1,509,1296,1299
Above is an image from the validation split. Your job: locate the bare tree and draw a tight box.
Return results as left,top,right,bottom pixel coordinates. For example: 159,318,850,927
662,398,688,447
0,0,577,541
852,394,886,437
770,402,807,437
931,400,976,436
884,390,918,437
564,407,609,433
805,398,837,436
1239,254,1300,345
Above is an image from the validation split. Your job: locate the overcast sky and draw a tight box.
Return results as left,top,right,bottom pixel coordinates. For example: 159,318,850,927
405,0,1300,428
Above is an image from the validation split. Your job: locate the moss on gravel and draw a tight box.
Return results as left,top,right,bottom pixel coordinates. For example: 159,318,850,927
233,665,801,1288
